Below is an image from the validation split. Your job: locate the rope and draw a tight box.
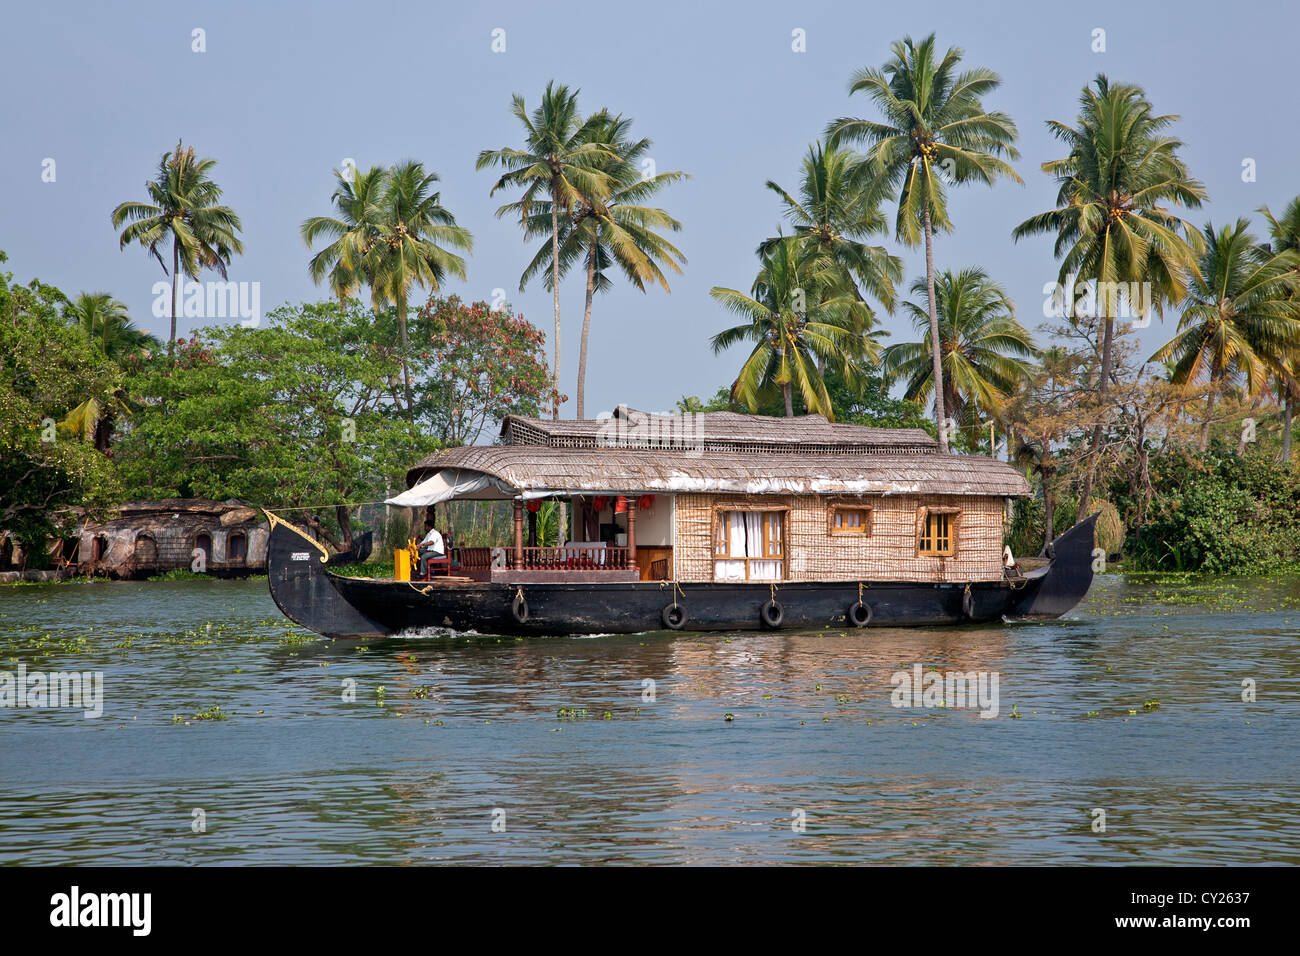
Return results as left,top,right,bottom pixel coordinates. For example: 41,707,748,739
260,499,386,513
658,580,685,607
769,582,778,602
858,581,867,603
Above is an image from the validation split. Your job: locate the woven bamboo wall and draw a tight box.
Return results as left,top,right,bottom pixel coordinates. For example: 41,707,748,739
672,493,1006,583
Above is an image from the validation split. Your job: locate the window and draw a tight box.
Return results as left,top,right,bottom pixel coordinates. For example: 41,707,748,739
228,532,247,562
91,535,109,561
715,510,784,581
133,533,157,566
829,506,871,535
195,533,212,562
918,510,957,557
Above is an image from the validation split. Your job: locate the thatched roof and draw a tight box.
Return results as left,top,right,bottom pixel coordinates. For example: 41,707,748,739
407,444,1029,498
501,406,938,455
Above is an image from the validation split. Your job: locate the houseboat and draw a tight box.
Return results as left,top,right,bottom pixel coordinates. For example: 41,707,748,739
266,407,1096,638
0,500,372,582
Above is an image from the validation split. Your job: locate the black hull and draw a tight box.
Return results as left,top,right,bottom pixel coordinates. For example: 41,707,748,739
266,511,1098,639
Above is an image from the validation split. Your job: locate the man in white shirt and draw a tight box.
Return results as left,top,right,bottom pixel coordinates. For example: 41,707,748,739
418,520,445,578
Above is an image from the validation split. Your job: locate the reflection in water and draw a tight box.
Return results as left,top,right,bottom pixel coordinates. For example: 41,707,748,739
0,574,1297,863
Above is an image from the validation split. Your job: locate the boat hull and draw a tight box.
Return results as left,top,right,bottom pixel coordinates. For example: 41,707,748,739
265,512,1098,639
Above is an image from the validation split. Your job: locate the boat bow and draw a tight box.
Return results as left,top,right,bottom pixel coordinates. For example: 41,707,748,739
264,510,388,638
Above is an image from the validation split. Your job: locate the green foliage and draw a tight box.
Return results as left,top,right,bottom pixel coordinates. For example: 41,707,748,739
1092,499,1124,555
113,300,434,543
1124,448,1300,572
0,254,121,556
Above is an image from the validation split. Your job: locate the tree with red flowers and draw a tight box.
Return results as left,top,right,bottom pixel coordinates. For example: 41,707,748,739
412,295,561,446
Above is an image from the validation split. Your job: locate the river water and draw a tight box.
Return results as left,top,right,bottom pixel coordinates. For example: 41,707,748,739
1,573,1297,865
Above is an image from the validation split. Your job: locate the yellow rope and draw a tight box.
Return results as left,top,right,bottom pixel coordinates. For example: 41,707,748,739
658,580,685,607
769,582,778,602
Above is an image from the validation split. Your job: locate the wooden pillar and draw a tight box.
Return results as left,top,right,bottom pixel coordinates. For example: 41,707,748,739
513,500,524,568
627,496,637,567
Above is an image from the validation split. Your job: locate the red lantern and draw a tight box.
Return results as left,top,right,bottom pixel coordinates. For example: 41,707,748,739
637,494,655,510
591,496,608,512
613,496,628,514
526,499,542,513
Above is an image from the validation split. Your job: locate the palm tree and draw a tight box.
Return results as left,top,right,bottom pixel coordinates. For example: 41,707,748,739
881,268,1039,445
61,292,159,452
369,160,474,410
515,114,688,418
1014,75,1206,515
1150,219,1300,450
710,240,880,417
760,142,903,315
477,82,620,418
111,140,243,362
827,33,1021,452
302,162,472,411
301,164,391,306
1260,197,1300,459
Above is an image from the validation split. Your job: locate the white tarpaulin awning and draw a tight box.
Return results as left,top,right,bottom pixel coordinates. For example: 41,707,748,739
384,468,515,507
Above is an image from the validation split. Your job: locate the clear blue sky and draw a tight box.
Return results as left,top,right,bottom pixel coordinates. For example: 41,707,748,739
3,0,1296,417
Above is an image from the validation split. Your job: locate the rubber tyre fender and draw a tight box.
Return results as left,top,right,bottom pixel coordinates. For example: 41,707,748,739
847,600,872,627
760,599,784,629
662,604,687,630
510,592,530,624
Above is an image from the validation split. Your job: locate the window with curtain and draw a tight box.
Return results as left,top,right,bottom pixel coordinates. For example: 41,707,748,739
714,511,783,581
830,506,871,535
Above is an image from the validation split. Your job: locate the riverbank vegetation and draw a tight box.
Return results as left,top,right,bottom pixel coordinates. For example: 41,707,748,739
3,35,1299,575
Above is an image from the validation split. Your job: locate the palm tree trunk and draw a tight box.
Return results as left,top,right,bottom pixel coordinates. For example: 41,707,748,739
548,201,567,543
576,245,596,419
398,295,413,413
1042,474,1056,553
169,239,180,365
1236,396,1260,455
550,201,562,421
1283,395,1294,462
783,383,794,417
1077,314,1116,520
1199,385,1217,452
922,208,947,453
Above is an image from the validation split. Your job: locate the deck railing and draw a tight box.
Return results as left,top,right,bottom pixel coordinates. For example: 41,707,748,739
450,545,631,572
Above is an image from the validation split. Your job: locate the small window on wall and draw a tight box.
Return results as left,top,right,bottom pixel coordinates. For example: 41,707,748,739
829,506,871,535
918,510,957,557
228,532,247,562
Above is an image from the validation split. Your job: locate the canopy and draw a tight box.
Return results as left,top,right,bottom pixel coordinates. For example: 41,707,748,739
384,468,515,507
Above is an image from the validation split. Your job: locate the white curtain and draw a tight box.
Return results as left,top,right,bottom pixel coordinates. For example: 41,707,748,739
748,512,781,581
715,511,747,581
714,511,782,581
